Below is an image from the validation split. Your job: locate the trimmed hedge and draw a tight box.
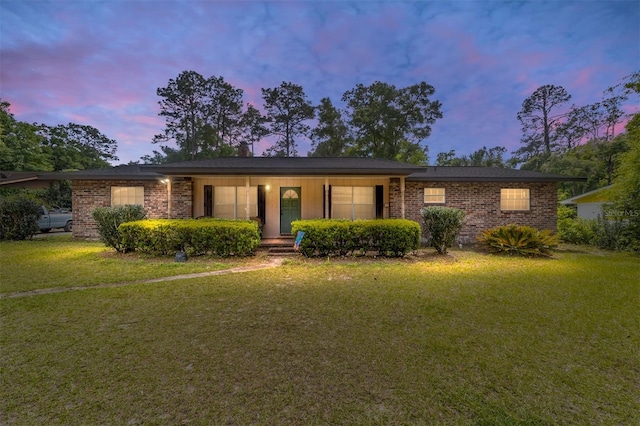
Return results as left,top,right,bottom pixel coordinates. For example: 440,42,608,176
118,218,260,257
291,219,421,257
477,224,559,257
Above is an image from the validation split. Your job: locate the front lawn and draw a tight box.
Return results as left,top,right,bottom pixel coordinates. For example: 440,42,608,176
0,236,250,294
1,241,638,424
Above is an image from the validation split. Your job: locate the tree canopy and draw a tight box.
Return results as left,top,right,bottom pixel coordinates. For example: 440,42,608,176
436,146,507,168
610,75,640,250
0,99,118,208
0,100,52,172
262,82,315,157
0,99,117,172
340,81,442,164
513,84,571,168
40,123,117,170
309,97,351,157
151,72,443,162
153,71,246,161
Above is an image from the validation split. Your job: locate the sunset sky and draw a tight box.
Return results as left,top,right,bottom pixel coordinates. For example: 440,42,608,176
1,0,638,165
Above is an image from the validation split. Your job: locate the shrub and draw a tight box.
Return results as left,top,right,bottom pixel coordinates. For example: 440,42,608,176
91,205,147,252
477,224,559,257
557,214,634,251
557,204,577,220
0,197,41,241
291,219,352,256
419,206,466,254
592,215,631,251
368,219,422,257
291,219,421,257
557,217,595,245
118,218,260,257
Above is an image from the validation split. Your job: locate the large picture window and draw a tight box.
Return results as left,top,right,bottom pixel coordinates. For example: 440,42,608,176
424,188,445,203
111,186,144,206
501,188,530,211
214,186,257,219
332,186,375,220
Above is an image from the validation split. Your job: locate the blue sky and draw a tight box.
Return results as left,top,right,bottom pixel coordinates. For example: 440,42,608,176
1,0,638,165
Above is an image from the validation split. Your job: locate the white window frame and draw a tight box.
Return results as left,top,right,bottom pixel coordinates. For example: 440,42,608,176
213,186,258,219
424,188,445,204
501,188,530,211
111,186,144,206
331,186,375,220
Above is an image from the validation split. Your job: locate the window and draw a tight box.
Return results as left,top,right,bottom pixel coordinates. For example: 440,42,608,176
424,188,445,203
111,186,144,206
332,186,375,220
214,186,236,219
214,186,257,219
237,186,258,218
501,188,530,211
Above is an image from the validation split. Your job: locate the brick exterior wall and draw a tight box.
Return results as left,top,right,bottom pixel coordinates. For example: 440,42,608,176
72,178,193,239
170,178,193,219
71,175,557,243
390,179,558,243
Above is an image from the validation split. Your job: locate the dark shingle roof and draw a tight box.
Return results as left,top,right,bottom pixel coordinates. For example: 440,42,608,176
144,157,425,176
0,171,39,182
406,166,585,182
1,161,587,184
0,171,45,188
48,165,162,181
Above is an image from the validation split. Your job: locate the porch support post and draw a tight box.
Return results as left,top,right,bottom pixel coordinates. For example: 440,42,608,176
324,177,329,219
245,176,251,220
400,176,405,219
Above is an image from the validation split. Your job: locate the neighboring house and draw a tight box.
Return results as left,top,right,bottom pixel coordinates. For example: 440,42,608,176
560,185,614,220
1,158,584,241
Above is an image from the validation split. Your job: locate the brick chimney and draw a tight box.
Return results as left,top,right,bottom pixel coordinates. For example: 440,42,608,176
237,141,251,157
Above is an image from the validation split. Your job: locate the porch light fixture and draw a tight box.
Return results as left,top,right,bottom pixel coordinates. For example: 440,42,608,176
160,178,170,185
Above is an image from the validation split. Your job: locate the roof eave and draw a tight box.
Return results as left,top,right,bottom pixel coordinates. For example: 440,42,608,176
406,176,587,183
67,175,162,181
0,177,51,189
149,167,424,176
0,176,39,186
560,184,614,203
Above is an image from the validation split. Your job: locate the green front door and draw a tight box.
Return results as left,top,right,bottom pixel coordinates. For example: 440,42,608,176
280,187,301,234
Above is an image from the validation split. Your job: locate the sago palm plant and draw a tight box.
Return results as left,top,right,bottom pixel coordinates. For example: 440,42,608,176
477,224,558,257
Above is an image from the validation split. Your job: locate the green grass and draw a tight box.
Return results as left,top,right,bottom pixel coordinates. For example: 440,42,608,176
0,236,250,294
1,241,638,425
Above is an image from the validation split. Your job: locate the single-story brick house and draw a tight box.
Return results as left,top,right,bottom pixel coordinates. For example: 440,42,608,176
2,157,584,241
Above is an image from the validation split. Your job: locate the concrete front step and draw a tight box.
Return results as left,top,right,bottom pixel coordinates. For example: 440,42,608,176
260,238,294,247
260,237,299,255
267,246,300,256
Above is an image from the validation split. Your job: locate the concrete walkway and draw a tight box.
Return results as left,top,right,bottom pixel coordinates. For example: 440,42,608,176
1,258,284,300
